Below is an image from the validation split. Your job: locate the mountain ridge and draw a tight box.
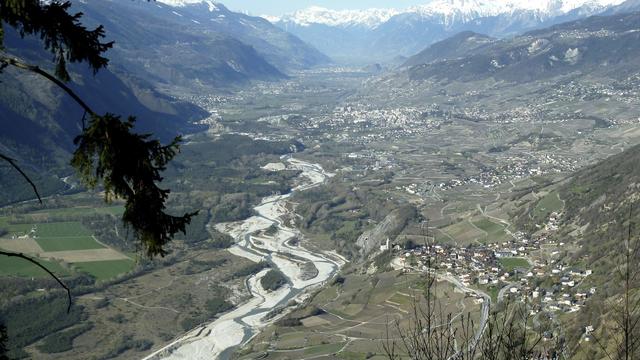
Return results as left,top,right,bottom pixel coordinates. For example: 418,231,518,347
402,30,495,67
265,0,626,63
269,0,624,28
399,11,640,83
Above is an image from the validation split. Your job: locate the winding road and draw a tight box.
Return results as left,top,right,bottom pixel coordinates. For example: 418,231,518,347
437,274,491,354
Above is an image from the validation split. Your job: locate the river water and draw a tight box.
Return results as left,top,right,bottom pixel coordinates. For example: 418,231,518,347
143,157,346,360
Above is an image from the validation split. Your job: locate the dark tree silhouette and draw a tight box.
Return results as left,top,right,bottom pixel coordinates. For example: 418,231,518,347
0,0,197,308
0,0,196,257
0,319,7,360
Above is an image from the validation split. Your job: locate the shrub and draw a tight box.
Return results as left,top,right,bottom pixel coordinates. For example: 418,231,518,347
205,298,233,317
232,261,269,278
260,269,287,291
36,323,93,354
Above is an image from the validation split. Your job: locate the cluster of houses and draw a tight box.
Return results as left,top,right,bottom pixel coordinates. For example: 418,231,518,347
392,239,528,288
10,225,37,240
343,150,398,172
436,152,579,192
390,226,596,317
293,103,445,144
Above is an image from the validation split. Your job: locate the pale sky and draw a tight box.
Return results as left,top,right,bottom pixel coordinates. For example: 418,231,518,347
220,1,427,15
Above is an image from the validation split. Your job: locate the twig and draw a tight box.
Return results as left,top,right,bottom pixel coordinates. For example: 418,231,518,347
0,251,72,313
0,56,99,203
0,153,42,204
0,56,95,115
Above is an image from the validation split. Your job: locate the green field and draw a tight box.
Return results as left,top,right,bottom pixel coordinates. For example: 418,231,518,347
96,206,125,216
0,220,34,235
499,257,530,272
0,256,70,277
472,218,509,243
36,222,92,237
441,221,485,245
28,222,104,252
533,192,564,222
73,259,135,281
30,205,125,218
35,236,104,252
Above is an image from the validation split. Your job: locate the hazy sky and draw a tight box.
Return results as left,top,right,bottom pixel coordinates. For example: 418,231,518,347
221,1,427,16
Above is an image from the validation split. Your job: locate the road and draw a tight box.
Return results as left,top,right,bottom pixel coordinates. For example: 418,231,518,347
438,273,491,354
497,283,516,303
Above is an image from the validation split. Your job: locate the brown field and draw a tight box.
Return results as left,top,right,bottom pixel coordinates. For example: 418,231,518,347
40,248,131,263
0,237,43,254
301,315,331,327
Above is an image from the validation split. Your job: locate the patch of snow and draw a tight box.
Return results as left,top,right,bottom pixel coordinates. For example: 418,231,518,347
564,47,580,64
491,59,505,68
158,0,219,12
528,38,549,54
261,14,281,23
262,162,286,171
226,60,243,73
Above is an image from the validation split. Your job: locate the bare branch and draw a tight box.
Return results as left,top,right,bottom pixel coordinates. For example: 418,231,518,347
0,56,95,116
0,251,72,313
0,153,42,204
0,56,98,204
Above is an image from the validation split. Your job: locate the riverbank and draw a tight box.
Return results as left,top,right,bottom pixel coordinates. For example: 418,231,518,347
143,157,345,360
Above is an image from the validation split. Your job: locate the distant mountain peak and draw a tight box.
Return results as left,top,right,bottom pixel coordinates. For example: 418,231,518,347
269,0,625,28
157,0,220,12
270,6,402,29
410,0,624,17
265,0,626,63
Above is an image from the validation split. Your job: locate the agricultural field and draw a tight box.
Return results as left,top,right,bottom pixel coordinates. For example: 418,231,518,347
0,256,70,277
438,221,486,245
532,191,564,223
235,271,479,360
0,206,133,281
33,222,104,252
29,205,125,218
72,259,135,281
471,218,511,244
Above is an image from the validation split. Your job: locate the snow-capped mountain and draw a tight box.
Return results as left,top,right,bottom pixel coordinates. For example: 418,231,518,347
400,10,640,83
409,0,624,20
273,0,623,28
267,0,626,63
156,0,220,10
138,0,330,70
266,6,402,29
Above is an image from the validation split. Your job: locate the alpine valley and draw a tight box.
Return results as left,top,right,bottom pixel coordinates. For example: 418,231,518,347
2,1,640,360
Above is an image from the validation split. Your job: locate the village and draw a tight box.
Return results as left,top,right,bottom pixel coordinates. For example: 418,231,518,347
387,212,596,337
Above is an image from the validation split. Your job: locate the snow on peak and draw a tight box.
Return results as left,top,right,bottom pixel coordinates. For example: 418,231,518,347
557,0,626,12
268,0,625,27
157,0,219,12
261,14,282,23
274,6,402,28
